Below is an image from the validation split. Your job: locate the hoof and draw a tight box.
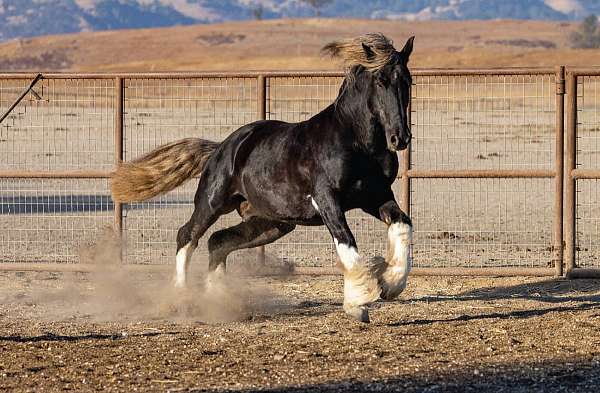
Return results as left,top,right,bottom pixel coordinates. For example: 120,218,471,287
344,304,370,323
379,280,407,301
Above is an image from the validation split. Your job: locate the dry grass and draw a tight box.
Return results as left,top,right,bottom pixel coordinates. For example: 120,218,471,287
0,19,597,72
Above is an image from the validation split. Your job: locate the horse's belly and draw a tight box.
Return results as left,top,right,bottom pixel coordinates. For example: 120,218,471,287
240,177,321,220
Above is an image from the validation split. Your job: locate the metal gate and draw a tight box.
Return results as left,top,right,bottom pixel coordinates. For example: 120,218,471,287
566,68,600,278
0,68,579,276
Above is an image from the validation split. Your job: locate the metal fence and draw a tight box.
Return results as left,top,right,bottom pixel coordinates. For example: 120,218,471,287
566,69,600,278
0,67,593,277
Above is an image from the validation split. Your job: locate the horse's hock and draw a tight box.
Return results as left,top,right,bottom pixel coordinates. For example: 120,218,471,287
0,68,598,277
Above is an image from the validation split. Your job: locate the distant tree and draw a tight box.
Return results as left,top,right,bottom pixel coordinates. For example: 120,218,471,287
301,0,333,17
570,15,600,49
252,5,264,21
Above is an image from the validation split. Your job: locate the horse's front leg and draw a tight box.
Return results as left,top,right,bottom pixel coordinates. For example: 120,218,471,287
374,200,413,300
312,193,381,323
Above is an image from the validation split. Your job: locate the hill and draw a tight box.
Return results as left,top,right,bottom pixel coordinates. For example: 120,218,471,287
1,0,600,42
0,19,597,72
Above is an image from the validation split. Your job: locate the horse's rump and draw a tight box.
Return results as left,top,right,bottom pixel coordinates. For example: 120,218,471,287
111,138,219,202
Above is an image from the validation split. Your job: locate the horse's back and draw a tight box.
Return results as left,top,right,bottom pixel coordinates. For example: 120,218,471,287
211,119,320,221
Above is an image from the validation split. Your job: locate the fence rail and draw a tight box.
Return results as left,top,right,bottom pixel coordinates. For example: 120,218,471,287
0,67,597,277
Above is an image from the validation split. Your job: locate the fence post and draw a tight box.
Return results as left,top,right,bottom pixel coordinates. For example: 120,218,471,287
257,75,267,265
554,66,565,277
114,77,124,246
565,72,577,275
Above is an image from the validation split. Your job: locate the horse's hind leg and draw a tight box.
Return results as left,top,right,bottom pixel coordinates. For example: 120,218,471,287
207,217,295,274
174,198,225,288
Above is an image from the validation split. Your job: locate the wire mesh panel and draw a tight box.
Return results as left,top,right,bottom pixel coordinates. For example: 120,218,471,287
0,77,115,265
411,74,556,170
575,179,600,268
0,178,113,263
123,77,257,159
575,75,600,268
267,76,342,123
0,71,561,273
411,178,554,268
122,77,259,265
411,72,557,269
0,78,115,171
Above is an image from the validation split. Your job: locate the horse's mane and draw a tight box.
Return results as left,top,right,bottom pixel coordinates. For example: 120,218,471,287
321,33,396,73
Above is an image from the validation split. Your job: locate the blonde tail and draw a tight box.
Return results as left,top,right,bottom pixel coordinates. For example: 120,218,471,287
111,138,219,202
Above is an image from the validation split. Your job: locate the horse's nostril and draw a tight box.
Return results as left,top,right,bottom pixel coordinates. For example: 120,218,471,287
390,135,399,146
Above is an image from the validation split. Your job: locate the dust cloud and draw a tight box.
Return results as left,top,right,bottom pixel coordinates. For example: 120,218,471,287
11,228,289,324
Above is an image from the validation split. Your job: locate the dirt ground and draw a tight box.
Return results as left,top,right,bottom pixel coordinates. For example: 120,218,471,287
1,270,600,392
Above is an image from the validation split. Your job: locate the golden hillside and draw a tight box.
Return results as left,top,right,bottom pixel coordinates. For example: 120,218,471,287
0,18,596,72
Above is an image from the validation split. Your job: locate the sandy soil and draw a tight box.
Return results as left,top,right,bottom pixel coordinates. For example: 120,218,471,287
1,271,600,392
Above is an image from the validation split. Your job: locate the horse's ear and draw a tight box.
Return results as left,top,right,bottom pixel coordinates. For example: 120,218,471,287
362,43,376,61
398,36,415,62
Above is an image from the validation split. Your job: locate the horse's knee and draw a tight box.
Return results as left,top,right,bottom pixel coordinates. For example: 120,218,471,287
379,201,411,227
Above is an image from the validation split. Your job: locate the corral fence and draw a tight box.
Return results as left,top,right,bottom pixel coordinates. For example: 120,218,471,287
0,67,597,278
566,68,600,278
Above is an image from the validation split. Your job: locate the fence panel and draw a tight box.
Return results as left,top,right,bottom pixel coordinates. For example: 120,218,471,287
0,70,563,275
122,77,259,266
410,70,559,271
567,70,600,274
0,78,115,171
0,77,115,265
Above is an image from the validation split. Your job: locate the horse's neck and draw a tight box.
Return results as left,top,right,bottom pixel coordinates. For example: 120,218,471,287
332,94,384,155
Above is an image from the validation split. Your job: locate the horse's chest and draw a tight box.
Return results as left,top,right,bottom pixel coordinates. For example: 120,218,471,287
379,157,399,180
350,154,398,184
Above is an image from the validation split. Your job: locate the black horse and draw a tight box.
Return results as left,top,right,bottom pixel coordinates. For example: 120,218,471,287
111,33,414,322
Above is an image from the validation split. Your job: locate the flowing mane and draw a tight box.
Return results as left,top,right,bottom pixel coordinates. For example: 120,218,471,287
321,33,397,72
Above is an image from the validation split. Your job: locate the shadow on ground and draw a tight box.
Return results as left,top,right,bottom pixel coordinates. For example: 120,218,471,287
388,301,600,327
209,357,600,393
0,331,178,343
415,278,600,304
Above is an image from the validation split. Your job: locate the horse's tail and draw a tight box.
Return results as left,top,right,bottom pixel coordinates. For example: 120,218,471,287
111,138,219,202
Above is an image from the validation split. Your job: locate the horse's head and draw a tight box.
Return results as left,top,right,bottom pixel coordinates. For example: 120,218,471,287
366,37,413,151
323,33,414,152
